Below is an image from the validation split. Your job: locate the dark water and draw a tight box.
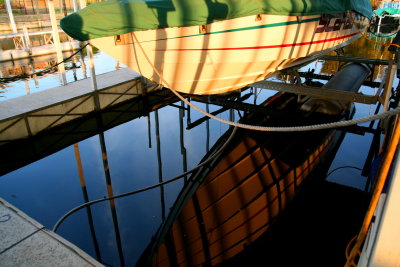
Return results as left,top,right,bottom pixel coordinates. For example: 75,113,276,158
0,37,398,266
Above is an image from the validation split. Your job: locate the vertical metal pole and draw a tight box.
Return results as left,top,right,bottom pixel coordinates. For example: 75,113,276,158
82,0,97,92
47,0,67,85
5,0,18,33
25,80,31,95
147,114,152,148
72,0,78,11
186,97,191,125
87,44,98,91
377,16,382,35
179,101,187,183
98,131,125,267
155,110,166,220
79,0,97,91
73,0,89,83
73,143,102,262
30,0,36,14
61,0,68,16
20,0,27,15
58,0,63,14
22,24,31,53
34,0,40,15
206,102,210,153
382,60,397,112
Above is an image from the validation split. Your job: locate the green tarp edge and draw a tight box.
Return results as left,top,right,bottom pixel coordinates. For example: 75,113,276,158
60,0,373,41
375,7,400,16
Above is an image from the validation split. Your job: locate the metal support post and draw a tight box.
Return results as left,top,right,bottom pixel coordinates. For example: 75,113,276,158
86,43,98,91
47,0,67,85
72,0,78,11
380,59,397,111
5,0,18,33
22,25,32,54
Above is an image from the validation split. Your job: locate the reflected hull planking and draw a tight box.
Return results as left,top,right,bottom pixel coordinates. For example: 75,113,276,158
140,92,351,266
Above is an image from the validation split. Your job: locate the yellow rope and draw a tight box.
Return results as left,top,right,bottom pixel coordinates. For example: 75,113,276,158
345,115,400,266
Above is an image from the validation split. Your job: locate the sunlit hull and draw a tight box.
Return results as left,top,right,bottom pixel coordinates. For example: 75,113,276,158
138,92,349,266
90,12,368,95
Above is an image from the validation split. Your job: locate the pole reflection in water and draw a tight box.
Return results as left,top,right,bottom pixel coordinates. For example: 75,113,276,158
139,91,352,266
0,36,389,264
179,101,188,183
98,130,126,266
155,110,166,220
73,143,102,261
206,101,210,153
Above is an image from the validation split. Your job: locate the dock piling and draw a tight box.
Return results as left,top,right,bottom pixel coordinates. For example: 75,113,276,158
22,25,32,54
47,0,67,85
5,0,17,34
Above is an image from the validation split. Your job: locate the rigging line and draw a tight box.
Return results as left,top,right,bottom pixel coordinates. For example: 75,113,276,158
52,126,238,233
131,33,400,131
131,31,400,132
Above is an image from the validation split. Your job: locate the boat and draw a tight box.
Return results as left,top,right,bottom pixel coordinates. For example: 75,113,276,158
369,5,400,37
60,0,372,95
135,62,371,266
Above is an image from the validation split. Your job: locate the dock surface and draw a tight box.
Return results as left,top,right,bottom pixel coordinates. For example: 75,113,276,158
0,68,157,141
0,198,103,266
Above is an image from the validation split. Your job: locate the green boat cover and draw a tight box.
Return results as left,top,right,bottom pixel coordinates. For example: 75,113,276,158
60,0,373,41
375,7,400,16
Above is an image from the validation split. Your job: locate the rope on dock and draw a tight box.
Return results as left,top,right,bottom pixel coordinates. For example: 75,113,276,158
0,43,89,83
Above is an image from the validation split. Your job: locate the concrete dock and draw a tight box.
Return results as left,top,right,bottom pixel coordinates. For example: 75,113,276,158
0,198,103,266
0,67,158,142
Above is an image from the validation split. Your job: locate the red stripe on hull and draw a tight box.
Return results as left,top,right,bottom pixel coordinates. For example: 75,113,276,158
155,32,359,51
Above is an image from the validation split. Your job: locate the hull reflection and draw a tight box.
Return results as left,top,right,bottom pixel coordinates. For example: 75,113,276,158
139,92,351,266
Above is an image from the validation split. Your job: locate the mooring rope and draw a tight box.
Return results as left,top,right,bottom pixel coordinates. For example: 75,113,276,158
131,33,400,132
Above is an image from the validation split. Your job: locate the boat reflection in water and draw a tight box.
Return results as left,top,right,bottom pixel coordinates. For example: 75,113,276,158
137,63,370,266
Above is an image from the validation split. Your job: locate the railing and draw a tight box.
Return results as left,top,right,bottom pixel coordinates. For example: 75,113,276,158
376,0,400,9
0,29,66,49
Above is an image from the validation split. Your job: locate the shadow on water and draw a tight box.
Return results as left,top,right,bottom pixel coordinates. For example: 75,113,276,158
0,90,177,176
135,91,369,266
0,82,370,267
0,2,385,266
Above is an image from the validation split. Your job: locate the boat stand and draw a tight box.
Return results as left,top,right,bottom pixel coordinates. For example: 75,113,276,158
252,55,398,111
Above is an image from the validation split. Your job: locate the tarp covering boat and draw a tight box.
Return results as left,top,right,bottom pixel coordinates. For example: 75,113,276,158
375,7,400,16
60,0,373,41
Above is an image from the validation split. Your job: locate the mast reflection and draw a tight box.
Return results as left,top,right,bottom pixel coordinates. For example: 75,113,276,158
155,110,166,220
139,92,350,266
73,143,102,261
98,130,126,266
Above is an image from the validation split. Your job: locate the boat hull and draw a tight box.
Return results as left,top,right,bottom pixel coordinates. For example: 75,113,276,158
90,12,369,95
139,93,348,266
